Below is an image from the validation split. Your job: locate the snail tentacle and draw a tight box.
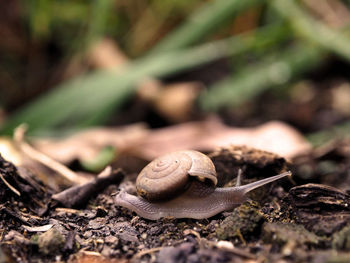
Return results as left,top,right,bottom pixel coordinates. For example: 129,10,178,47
237,171,291,194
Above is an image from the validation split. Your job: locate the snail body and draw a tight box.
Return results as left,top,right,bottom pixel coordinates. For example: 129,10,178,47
115,150,290,220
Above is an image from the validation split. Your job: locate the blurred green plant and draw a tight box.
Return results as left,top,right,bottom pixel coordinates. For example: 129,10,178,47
272,0,350,62
198,43,324,111
2,0,350,145
86,0,114,46
1,22,286,135
307,121,350,147
1,0,270,135
150,0,264,53
80,146,116,172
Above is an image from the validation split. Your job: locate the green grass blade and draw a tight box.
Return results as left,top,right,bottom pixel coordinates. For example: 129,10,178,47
1,24,288,135
307,121,350,146
198,43,324,111
27,0,51,40
85,0,114,45
272,0,350,61
150,0,266,53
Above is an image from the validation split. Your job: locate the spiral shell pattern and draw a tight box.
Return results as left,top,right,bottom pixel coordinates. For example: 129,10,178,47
136,150,217,201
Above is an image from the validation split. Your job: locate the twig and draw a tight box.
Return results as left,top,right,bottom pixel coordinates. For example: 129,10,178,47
52,167,124,208
14,124,89,185
0,173,21,196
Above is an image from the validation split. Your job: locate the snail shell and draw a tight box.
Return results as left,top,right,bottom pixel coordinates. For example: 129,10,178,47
136,150,217,201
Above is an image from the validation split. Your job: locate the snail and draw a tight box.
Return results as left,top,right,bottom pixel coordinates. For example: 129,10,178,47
114,150,291,220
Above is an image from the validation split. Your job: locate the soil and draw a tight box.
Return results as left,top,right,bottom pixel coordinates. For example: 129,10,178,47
1,144,350,263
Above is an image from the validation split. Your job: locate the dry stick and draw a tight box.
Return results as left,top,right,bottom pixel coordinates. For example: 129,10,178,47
13,124,124,208
0,173,21,196
14,124,90,185
52,166,124,208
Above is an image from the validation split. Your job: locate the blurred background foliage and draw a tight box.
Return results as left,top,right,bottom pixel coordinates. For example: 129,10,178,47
1,0,350,145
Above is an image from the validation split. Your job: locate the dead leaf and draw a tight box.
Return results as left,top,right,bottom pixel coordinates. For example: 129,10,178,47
304,0,350,28
33,118,310,166
0,137,22,165
87,38,128,70
88,38,200,122
152,82,202,122
128,118,311,160
34,123,148,164
331,82,350,116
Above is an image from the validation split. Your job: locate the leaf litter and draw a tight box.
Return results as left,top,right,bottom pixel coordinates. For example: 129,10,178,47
1,124,350,262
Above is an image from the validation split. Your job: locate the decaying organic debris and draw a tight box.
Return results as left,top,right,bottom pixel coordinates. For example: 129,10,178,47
1,143,350,262
288,183,350,235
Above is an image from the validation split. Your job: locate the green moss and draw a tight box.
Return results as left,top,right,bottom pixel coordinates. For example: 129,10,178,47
262,222,321,246
332,225,350,250
216,201,264,241
38,228,65,255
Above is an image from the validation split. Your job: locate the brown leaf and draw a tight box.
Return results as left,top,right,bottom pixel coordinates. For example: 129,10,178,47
137,80,201,123
34,124,148,164
33,119,310,167
128,118,311,160
87,38,128,70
